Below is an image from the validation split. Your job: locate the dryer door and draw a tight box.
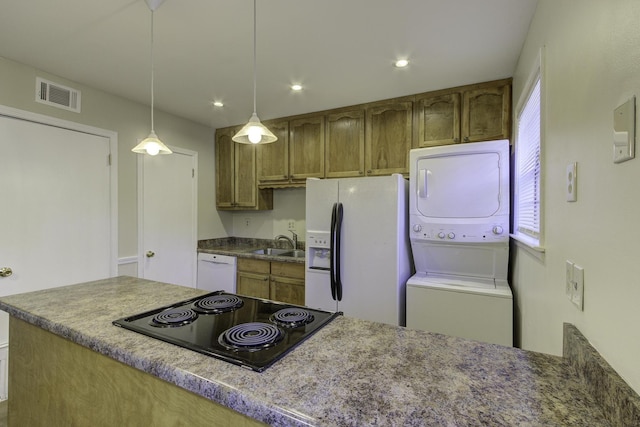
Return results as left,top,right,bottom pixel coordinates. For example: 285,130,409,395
415,151,502,218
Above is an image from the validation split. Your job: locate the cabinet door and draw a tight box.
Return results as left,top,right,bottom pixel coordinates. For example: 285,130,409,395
257,120,289,185
461,83,511,143
237,271,270,299
271,262,304,280
234,143,257,208
416,92,461,147
325,109,365,178
365,101,412,176
289,116,325,182
270,276,305,305
215,127,235,208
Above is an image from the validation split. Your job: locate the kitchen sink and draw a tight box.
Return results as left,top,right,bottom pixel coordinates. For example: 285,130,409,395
250,248,291,256
282,249,305,258
248,248,305,258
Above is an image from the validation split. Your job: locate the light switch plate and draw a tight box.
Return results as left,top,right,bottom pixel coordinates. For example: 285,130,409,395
613,96,635,164
566,162,577,202
571,264,584,311
565,260,574,298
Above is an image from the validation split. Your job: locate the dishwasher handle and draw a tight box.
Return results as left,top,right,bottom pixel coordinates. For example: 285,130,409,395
197,253,237,266
201,259,233,265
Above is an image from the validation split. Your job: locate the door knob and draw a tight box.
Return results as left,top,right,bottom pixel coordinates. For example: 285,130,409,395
146,251,155,258
0,267,12,278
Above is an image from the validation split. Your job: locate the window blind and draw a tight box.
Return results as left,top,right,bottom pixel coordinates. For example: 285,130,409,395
516,78,541,240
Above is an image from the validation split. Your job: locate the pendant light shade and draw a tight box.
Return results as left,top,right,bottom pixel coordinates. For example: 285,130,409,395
132,0,172,155
232,0,277,145
233,113,278,144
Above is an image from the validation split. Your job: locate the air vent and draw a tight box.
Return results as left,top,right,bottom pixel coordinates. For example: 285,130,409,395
35,77,81,113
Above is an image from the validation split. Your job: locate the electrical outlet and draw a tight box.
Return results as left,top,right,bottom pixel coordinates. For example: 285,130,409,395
287,220,296,230
244,217,251,227
571,264,584,311
565,260,574,298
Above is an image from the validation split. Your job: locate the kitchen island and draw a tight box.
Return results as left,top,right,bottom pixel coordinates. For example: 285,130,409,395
0,276,614,426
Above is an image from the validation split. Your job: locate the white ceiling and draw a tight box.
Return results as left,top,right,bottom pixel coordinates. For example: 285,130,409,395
0,0,538,129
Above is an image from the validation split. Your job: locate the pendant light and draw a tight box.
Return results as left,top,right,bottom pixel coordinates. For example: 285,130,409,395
132,0,172,155
232,0,277,144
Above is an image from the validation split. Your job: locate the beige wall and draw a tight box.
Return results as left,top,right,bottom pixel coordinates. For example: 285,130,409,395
511,0,640,393
0,56,231,259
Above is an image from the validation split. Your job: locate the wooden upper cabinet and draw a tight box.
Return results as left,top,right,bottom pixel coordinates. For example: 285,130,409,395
325,109,365,178
289,116,325,182
215,126,272,210
462,81,511,143
257,120,289,185
215,127,235,208
416,92,461,147
365,101,413,176
233,142,258,208
415,78,511,147
217,79,511,202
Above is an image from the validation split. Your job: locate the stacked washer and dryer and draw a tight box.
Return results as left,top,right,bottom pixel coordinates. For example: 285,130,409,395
406,139,513,346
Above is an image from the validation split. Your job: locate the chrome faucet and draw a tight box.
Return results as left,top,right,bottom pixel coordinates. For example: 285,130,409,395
289,230,298,250
275,234,295,248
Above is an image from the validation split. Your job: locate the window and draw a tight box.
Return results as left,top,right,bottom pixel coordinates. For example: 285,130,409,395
514,60,543,249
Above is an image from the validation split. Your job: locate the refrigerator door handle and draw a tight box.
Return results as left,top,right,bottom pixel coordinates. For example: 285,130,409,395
329,202,338,301
335,202,344,301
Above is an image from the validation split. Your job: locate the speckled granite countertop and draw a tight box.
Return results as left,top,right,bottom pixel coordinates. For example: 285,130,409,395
0,276,611,426
198,237,305,263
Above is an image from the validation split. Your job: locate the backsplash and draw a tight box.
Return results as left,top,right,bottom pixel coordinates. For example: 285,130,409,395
230,188,306,240
563,323,640,426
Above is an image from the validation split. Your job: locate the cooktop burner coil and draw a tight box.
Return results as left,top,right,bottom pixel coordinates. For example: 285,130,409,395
150,308,198,327
219,322,284,351
192,294,244,314
270,307,315,328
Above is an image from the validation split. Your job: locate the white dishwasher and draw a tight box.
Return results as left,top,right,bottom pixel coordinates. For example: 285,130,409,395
196,253,237,293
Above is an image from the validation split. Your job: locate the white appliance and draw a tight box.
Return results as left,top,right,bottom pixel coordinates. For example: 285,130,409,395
305,174,412,326
406,139,513,346
196,253,237,293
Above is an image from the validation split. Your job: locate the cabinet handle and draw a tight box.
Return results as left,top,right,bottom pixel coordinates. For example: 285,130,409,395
359,171,363,175
463,137,469,142
367,170,371,174
454,137,459,142
284,175,288,179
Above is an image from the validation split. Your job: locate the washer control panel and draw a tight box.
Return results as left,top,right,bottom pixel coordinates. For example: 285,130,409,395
409,216,509,243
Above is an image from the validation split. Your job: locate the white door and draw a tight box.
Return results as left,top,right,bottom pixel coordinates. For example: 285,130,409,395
0,110,116,384
138,148,197,287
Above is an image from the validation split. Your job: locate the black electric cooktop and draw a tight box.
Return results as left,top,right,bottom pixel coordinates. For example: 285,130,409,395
113,291,341,372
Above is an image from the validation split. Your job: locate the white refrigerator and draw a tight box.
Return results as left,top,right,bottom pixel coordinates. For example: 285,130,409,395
305,174,412,326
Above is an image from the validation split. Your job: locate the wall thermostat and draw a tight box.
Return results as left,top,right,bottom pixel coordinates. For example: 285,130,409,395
613,96,635,164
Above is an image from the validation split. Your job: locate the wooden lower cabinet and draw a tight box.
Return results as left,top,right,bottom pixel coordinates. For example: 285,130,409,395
237,259,270,299
9,317,265,427
270,262,305,306
237,258,305,306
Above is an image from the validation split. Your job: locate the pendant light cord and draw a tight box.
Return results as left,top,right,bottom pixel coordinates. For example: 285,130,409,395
252,0,257,115
150,9,156,132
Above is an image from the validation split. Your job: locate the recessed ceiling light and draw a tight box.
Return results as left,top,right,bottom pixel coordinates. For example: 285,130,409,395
213,101,224,107
394,59,409,68
291,84,303,91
